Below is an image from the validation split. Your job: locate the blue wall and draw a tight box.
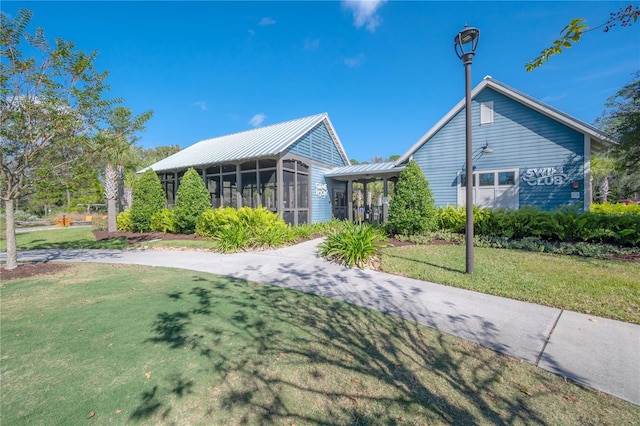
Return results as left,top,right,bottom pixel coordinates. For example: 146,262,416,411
311,164,332,223
413,88,585,210
287,123,348,167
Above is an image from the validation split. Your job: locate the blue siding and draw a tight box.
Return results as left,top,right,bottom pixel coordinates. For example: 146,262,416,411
413,88,585,210
311,164,332,223
288,123,347,167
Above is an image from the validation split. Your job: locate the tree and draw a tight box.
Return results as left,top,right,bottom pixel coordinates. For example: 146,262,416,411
130,169,165,232
595,73,640,198
174,167,211,233
387,160,436,236
1,9,111,269
526,5,639,71
94,106,152,232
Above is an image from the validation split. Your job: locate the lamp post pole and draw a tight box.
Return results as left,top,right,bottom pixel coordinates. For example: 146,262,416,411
454,26,480,274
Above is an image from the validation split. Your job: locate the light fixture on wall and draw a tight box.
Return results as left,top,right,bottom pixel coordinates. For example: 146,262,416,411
482,141,494,154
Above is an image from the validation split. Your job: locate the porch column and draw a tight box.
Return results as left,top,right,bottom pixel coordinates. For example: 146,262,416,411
236,164,242,209
277,159,284,218
382,178,389,223
347,179,353,222
363,182,369,221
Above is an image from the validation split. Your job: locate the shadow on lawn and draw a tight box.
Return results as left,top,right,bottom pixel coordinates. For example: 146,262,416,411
133,274,551,425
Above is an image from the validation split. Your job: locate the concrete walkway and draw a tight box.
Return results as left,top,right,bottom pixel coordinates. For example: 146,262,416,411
4,239,639,406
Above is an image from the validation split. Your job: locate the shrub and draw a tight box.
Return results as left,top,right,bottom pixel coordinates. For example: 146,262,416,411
387,161,437,236
174,168,211,234
130,169,166,232
319,222,389,268
591,202,640,215
116,210,133,232
150,208,179,233
195,206,290,252
436,205,466,233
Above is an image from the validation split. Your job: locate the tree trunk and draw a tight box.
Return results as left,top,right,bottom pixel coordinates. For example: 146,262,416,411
105,163,118,233
4,199,18,270
117,164,125,213
107,198,117,232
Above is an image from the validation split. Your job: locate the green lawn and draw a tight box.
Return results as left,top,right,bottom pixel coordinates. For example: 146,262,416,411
0,227,129,251
381,245,640,324
3,227,640,324
2,263,638,425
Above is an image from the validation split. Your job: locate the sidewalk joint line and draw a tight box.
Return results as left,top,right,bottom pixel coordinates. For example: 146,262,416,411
535,309,563,367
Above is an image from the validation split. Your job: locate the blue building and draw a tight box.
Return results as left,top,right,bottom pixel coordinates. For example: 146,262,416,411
145,113,350,226
395,77,614,212
146,78,613,223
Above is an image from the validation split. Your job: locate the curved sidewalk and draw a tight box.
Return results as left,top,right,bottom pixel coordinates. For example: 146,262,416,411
4,239,639,406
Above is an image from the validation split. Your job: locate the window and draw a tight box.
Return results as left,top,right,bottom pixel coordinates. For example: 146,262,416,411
498,171,515,185
479,172,495,186
259,170,277,210
480,101,494,125
460,174,475,187
458,168,519,210
222,173,237,208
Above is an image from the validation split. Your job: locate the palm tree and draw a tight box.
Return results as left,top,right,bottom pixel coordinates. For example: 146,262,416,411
96,107,153,232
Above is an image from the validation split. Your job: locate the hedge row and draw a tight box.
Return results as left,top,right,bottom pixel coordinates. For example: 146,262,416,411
436,205,640,246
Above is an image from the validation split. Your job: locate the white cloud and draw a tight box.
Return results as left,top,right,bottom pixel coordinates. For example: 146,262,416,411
541,94,567,103
343,53,365,68
249,113,266,127
194,101,208,111
258,17,276,26
304,38,320,51
342,0,387,32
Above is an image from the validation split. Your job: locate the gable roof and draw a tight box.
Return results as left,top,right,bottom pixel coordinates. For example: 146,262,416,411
396,77,616,165
144,113,350,173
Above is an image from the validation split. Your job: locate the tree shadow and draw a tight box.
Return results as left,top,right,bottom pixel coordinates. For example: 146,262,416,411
131,272,555,425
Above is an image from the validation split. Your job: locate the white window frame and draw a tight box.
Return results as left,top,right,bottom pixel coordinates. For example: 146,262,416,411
457,167,519,209
480,101,494,125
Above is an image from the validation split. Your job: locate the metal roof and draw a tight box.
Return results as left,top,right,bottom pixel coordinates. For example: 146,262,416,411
325,162,404,179
144,113,350,173
396,76,616,165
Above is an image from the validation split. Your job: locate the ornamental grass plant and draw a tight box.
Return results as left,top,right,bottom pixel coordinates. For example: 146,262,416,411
319,222,389,268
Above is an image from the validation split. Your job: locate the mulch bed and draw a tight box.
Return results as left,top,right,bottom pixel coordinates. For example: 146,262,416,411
92,230,209,243
1,263,72,281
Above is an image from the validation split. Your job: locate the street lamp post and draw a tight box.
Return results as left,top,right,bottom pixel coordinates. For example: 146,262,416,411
454,25,480,274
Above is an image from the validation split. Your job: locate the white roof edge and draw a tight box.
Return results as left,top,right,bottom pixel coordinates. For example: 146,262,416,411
320,114,351,166
396,77,616,166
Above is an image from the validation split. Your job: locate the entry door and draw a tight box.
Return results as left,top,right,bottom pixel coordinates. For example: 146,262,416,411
333,189,346,220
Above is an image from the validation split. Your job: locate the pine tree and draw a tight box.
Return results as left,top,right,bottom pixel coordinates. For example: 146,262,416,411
174,168,211,233
387,160,437,236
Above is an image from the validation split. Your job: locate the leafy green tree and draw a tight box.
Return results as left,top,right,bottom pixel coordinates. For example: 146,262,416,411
174,168,211,233
1,9,111,269
130,169,165,232
590,154,615,203
387,161,436,236
526,5,639,71
133,145,181,168
596,73,640,199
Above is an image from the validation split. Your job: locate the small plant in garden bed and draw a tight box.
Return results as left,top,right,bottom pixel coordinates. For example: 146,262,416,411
195,206,291,252
319,222,390,268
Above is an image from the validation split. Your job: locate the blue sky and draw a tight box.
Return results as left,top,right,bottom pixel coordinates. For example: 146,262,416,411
3,1,639,162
